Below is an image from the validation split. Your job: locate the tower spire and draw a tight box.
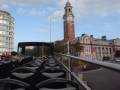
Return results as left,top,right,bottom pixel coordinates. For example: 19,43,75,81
63,0,75,42
66,0,71,6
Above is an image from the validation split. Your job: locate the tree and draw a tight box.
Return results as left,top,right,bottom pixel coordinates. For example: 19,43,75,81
74,41,80,52
54,41,66,53
71,41,80,56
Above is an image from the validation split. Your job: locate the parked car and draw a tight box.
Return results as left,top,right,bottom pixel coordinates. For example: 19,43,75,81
102,56,110,61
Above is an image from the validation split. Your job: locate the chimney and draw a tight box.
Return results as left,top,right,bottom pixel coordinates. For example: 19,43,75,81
90,35,93,38
102,36,107,40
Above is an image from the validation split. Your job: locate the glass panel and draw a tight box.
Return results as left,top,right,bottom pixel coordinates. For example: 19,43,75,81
18,45,51,57
0,20,3,23
0,15,3,19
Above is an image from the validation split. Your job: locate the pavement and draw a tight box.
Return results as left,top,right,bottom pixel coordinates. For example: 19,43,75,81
82,68,120,90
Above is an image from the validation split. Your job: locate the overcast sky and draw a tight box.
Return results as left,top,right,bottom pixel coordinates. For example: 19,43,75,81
0,0,120,50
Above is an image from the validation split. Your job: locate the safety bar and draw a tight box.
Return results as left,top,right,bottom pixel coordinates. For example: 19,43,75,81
56,58,91,90
55,54,92,90
55,53,120,73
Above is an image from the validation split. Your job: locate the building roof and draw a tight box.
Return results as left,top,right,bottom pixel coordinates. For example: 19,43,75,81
0,10,10,15
66,0,72,7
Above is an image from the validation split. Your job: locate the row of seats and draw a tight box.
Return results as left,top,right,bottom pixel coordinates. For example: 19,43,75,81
0,56,79,90
0,58,15,78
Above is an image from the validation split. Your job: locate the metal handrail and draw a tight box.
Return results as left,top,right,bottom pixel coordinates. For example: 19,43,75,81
56,58,91,90
56,53,120,73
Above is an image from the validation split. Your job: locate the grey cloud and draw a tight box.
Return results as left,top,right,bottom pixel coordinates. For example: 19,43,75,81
9,0,54,7
0,0,5,4
17,8,26,15
0,0,9,10
30,8,47,16
1,0,120,17
0,4,9,10
73,0,120,16
33,27,49,32
16,8,47,16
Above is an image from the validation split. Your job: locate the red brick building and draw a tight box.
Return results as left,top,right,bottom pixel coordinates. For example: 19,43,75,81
62,1,120,61
63,0,75,42
74,34,120,61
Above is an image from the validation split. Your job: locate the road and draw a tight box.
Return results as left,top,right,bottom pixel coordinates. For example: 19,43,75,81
82,68,120,90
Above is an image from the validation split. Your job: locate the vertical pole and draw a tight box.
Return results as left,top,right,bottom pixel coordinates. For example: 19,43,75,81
67,40,71,80
67,40,70,55
50,17,52,42
42,45,44,57
49,16,52,42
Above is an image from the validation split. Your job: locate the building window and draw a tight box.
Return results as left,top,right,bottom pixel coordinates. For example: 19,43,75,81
106,48,108,55
0,20,3,23
0,42,2,45
6,37,8,40
109,48,112,54
86,39,87,43
0,31,2,34
9,32,11,35
102,48,105,54
0,15,3,19
9,37,11,40
69,8,71,12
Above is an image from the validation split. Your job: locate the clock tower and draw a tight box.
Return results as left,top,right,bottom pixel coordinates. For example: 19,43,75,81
63,0,75,42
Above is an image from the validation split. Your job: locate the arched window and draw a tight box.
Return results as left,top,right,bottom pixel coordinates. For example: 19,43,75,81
69,8,71,12
86,38,88,43
84,38,88,43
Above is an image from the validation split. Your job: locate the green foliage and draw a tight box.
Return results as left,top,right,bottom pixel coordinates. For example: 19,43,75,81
74,41,80,52
71,60,88,66
54,42,66,53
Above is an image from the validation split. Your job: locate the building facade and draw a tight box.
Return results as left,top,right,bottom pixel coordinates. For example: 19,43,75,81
75,34,120,60
0,10,14,55
63,0,75,42
61,1,120,61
